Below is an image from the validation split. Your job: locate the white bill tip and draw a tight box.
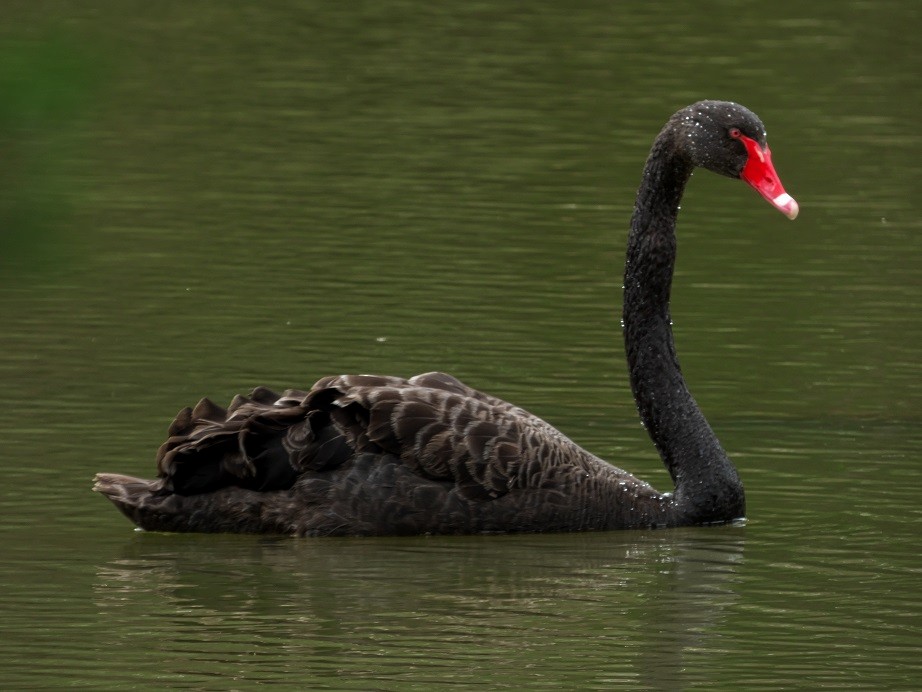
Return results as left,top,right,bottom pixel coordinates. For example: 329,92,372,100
773,193,799,220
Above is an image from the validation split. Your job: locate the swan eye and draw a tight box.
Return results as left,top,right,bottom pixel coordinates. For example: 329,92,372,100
729,128,742,139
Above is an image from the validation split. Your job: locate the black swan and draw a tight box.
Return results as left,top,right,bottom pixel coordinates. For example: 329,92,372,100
94,100,798,536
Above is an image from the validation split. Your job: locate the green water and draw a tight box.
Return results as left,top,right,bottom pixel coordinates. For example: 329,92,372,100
1,1,921,688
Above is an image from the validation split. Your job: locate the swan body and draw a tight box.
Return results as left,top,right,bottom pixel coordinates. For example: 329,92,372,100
94,100,797,536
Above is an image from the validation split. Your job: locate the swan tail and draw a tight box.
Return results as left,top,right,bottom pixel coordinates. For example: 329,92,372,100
92,472,177,531
93,472,286,533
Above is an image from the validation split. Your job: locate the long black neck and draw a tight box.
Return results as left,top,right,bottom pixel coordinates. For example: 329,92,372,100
623,129,745,524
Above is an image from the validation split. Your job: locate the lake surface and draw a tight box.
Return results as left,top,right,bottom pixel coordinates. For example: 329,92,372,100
2,1,921,688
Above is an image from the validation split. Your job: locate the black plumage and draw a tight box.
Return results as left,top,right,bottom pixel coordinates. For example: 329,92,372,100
94,100,797,536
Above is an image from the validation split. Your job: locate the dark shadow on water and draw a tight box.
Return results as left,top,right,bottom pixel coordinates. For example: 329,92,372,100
93,528,746,687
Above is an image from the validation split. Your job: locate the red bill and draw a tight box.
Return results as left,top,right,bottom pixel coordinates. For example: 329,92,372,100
737,133,799,220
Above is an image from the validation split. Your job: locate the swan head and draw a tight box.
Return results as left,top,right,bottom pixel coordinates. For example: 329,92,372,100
674,100,799,220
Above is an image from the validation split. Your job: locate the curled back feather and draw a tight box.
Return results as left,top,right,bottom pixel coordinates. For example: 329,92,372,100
155,371,589,502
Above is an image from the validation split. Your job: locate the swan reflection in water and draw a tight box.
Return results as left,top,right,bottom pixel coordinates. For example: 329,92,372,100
93,529,746,687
